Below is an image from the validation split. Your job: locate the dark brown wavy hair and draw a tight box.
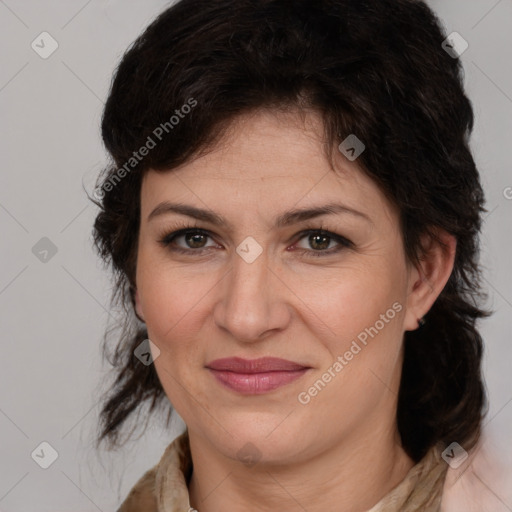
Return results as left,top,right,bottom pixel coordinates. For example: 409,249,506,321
91,0,491,463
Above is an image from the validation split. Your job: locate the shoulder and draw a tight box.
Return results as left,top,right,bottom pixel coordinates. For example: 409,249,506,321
441,434,512,512
116,429,192,512
116,466,158,512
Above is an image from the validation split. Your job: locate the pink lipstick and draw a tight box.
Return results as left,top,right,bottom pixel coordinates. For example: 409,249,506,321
205,357,310,394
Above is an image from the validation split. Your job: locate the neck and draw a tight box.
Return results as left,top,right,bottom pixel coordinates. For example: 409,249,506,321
187,420,415,512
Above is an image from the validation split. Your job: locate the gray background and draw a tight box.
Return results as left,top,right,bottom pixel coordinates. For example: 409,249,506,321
1,1,511,510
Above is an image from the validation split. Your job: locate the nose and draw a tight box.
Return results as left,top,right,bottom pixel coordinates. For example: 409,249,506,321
213,246,291,343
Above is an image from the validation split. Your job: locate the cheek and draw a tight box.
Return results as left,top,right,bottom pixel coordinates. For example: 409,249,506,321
289,263,404,344
139,271,213,408
137,248,216,341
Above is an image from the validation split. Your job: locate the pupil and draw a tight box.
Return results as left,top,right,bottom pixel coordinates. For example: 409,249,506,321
187,233,206,248
311,234,329,250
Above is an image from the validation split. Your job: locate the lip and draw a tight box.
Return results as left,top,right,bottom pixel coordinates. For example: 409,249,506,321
205,357,311,395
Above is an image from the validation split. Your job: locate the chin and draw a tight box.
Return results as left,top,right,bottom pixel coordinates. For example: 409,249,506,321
205,413,312,465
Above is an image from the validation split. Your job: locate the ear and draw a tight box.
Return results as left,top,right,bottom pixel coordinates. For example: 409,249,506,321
404,227,457,332
134,288,145,323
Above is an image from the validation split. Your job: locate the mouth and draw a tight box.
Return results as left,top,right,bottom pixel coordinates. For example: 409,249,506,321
205,357,311,395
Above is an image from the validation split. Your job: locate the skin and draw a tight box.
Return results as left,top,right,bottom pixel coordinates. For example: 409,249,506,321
134,109,456,512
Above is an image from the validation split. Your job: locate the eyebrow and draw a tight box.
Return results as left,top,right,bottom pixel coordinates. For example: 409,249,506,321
147,201,373,228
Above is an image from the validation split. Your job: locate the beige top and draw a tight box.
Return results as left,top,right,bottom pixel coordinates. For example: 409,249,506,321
117,429,449,512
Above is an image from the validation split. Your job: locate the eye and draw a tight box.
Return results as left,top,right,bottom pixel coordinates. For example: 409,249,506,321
158,228,218,254
292,229,353,257
157,225,353,258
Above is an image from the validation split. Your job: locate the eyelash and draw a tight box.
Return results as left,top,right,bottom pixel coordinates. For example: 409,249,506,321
157,222,353,258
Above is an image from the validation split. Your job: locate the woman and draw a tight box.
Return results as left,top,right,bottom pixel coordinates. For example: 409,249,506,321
91,0,495,510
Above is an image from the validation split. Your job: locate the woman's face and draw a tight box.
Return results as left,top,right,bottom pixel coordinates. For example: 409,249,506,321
135,109,422,464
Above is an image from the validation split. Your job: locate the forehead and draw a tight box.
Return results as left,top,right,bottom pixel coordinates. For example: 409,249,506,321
140,110,396,226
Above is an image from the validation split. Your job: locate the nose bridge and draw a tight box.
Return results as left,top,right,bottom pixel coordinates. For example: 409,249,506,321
233,245,269,293
215,244,283,341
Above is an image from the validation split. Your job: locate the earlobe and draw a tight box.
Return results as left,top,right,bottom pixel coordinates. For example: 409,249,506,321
404,228,457,332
